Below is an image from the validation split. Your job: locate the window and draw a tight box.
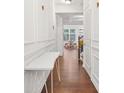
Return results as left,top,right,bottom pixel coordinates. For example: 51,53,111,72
70,34,75,41
64,29,69,41
64,34,69,41
70,29,75,34
70,29,76,41
63,29,76,41
64,29,69,34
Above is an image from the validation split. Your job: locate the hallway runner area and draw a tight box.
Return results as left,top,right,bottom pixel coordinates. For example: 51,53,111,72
42,49,98,93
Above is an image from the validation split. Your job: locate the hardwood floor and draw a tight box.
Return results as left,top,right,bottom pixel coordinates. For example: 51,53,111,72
41,49,98,93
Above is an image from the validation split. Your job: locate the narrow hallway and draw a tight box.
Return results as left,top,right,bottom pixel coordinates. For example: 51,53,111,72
53,49,98,93
25,0,99,92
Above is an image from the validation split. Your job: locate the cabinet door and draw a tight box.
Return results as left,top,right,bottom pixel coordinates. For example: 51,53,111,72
37,0,49,41
48,0,55,39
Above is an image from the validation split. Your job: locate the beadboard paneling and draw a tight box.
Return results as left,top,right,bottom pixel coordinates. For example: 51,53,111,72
24,70,50,93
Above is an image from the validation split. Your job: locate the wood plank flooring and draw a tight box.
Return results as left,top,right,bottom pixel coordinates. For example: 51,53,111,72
41,49,98,93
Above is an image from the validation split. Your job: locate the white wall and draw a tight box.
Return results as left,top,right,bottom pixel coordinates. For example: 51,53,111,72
24,0,57,92
91,0,99,91
54,0,83,13
56,15,64,56
24,0,56,66
63,25,84,45
83,8,92,76
83,0,99,91
55,4,83,13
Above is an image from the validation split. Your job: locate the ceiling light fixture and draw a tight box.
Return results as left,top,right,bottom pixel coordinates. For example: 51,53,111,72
73,15,84,18
65,0,72,4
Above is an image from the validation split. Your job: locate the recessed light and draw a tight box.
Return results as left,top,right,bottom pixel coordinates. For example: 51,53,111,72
65,0,72,4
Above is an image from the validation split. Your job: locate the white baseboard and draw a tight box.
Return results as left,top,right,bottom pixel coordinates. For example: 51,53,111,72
91,75,99,92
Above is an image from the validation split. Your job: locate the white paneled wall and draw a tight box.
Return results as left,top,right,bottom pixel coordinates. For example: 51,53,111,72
24,70,50,93
83,8,92,76
91,0,99,91
83,0,99,91
24,0,56,92
24,0,56,66
55,5,83,13
56,15,64,56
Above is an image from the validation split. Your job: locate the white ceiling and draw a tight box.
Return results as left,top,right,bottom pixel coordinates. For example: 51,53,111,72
57,13,83,25
55,0,83,6
55,0,84,25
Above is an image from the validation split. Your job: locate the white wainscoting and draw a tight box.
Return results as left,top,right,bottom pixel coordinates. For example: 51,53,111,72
91,40,99,91
24,70,50,93
24,1,57,93
24,0,56,66
83,0,99,91
83,44,91,76
83,8,92,77
24,39,56,66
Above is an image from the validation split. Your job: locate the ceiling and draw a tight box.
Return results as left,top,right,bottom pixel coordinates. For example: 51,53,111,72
55,0,83,6
55,0,83,25
57,13,83,25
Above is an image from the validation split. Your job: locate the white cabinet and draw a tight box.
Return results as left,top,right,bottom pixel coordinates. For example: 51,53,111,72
37,0,49,41
24,0,55,43
24,0,56,65
37,0,55,41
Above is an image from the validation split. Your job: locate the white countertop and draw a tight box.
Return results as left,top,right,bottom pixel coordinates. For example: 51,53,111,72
24,52,60,70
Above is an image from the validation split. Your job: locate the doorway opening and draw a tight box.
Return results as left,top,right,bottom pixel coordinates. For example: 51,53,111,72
56,13,84,63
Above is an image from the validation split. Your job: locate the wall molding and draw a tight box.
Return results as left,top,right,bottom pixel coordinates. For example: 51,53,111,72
84,38,91,41
92,55,99,61
93,54,99,60
24,42,55,66
84,64,91,78
25,42,55,57
92,73,99,82
24,39,55,45
83,58,91,77
24,41,35,45
84,44,91,48
85,60,91,69
92,39,99,42
36,39,55,43
91,74,99,92
91,46,99,51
